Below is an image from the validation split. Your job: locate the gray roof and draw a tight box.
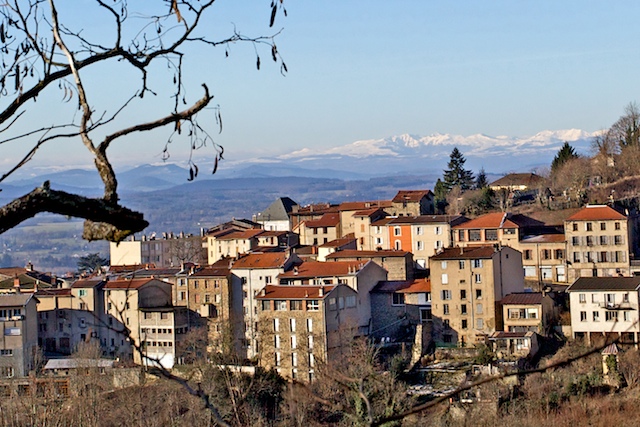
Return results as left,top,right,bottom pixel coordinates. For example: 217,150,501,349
567,277,640,292
44,358,114,370
258,197,298,222
0,293,36,307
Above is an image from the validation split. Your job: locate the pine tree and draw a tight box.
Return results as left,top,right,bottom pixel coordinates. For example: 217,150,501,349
443,147,475,191
475,168,489,189
551,142,579,173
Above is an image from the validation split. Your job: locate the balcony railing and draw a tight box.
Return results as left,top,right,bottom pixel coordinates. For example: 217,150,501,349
598,302,633,310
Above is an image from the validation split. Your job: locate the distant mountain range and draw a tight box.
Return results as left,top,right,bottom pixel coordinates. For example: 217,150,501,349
1,129,597,196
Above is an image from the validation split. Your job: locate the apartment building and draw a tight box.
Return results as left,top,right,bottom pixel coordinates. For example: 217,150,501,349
429,246,525,347
564,205,633,281
500,292,557,335
567,276,640,346
0,294,38,378
325,249,414,281
253,197,298,231
519,234,568,283
296,213,340,246
139,306,189,369
452,212,545,248
389,190,435,217
103,278,173,363
278,261,388,335
110,233,206,267
230,252,301,359
206,228,264,264
256,284,359,381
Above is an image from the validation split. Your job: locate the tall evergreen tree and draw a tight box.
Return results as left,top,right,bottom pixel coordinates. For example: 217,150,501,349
475,168,489,189
443,147,475,191
551,142,579,172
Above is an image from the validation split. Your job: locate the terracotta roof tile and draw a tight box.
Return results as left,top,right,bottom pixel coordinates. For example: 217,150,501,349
387,215,468,225
191,267,230,277
304,213,340,228
373,278,430,293
216,229,264,241
430,246,498,260
566,205,627,221
338,201,392,211
453,212,543,229
318,234,356,248
230,253,288,269
500,292,544,305
353,208,386,217
279,261,367,279
392,190,433,203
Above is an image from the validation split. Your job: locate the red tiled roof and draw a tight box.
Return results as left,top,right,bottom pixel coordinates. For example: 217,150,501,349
371,217,395,227
392,190,433,203
453,212,543,229
292,204,340,215
430,246,498,260
258,230,288,237
500,292,544,305
191,267,230,277
279,261,366,279
305,213,340,228
399,278,431,293
325,249,410,259
255,285,333,300
318,234,357,248
104,278,160,290
230,252,288,269
108,264,156,273
489,173,547,188
373,278,431,293
566,205,627,221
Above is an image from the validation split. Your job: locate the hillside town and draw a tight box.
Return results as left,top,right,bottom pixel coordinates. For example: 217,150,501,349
1,164,640,422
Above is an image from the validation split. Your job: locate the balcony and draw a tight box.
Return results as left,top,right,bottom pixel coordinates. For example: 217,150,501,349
598,302,633,310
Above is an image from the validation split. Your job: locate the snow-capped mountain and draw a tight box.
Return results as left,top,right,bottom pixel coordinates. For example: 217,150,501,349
268,129,597,176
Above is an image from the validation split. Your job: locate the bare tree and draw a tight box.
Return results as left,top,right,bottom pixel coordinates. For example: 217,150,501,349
0,0,287,242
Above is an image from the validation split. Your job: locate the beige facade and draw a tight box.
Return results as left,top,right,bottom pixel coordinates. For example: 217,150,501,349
430,246,525,347
110,234,206,267
518,235,568,283
564,205,631,281
325,250,414,281
500,292,557,335
139,307,189,369
296,213,340,246
206,229,263,264
256,284,359,381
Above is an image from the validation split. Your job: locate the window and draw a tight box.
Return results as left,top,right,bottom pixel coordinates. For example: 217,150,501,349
0,367,14,378
580,311,587,321
275,352,281,366
179,291,186,301
600,236,608,245
78,289,87,297
441,261,448,269
473,259,483,268
524,250,532,260
275,300,287,311
307,300,319,311
541,249,552,260
474,274,482,284
579,293,586,303
485,229,498,241
592,311,600,322
290,300,302,310
291,335,297,349
441,290,451,300
292,352,298,367
615,222,621,230
460,290,467,300
605,311,619,322
290,319,296,332
274,319,280,332
307,318,313,332
476,319,484,329
144,312,153,320
392,293,406,306
475,289,482,299
458,230,466,242
394,227,401,236
443,304,450,315
375,237,383,245
624,311,631,322
0,350,12,356
600,222,606,231
416,226,423,235
586,236,594,246
274,335,281,348
586,222,593,231
476,304,483,314
416,241,424,251
458,260,465,269
420,308,432,322
434,226,442,235
555,249,565,259
623,293,630,303
460,304,467,315
443,319,450,328
573,252,580,263
394,240,401,250
461,319,468,329
572,236,580,246
615,235,624,245
441,273,449,285
573,223,578,231
346,296,356,307
328,298,337,311
469,230,481,241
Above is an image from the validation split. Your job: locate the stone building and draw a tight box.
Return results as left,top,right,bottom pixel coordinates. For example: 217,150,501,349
325,249,415,281
256,284,359,381
429,246,525,347
0,293,38,378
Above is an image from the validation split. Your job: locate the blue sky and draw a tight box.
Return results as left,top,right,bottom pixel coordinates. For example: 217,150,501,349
4,0,640,174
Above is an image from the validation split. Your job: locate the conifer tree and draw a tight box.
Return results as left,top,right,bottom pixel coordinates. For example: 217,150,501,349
551,142,579,173
443,147,475,191
475,168,489,189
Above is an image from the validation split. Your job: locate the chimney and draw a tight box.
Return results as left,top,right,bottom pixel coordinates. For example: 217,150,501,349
13,276,20,293
293,266,299,275
26,262,33,272
460,246,463,255
319,287,324,297
261,288,266,297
